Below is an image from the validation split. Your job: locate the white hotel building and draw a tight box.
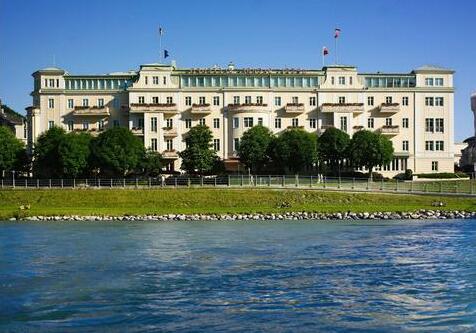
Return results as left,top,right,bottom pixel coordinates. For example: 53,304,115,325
26,62,455,176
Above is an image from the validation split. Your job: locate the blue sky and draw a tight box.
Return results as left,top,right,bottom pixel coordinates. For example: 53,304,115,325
1,0,475,140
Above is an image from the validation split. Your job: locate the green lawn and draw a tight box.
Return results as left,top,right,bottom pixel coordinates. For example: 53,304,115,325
1,188,476,219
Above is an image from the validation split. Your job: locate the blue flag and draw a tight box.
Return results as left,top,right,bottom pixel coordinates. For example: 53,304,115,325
164,50,169,59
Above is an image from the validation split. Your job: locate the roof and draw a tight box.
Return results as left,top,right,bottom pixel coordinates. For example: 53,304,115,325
0,104,25,125
412,65,454,74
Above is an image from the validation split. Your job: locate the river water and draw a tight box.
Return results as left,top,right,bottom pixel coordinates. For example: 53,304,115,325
0,220,475,332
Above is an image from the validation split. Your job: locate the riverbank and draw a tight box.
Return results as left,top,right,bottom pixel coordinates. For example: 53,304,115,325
1,188,476,220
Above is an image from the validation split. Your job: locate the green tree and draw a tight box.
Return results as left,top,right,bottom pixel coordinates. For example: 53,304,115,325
238,125,275,173
142,150,164,177
348,130,394,179
90,127,145,177
179,125,217,175
33,126,66,178
59,132,93,178
317,127,350,175
0,126,25,177
271,127,317,174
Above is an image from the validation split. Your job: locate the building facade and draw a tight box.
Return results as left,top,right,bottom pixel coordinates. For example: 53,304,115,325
26,63,455,176
0,99,27,143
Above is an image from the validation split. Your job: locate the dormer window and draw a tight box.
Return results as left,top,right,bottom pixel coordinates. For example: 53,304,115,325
145,76,148,85
153,76,159,85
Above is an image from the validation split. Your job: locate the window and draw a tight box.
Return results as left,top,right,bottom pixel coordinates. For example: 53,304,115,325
233,138,240,151
213,118,220,129
98,120,105,130
331,76,335,85
340,116,347,131
213,139,220,152
138,96,145,104
425,141,434,151
48,98,54,108
425,78,434,86
425,118,434,132
435,78,444,86
185,118,192,129
275,118,281,129
368,117,374,128
185,96,192,106
244,117,254,128
292,118,299,127
233,117,239,128
338,96,345,104
83,122,89,130
113,120,120,127
402,140,409,151
258,117,263,126
145,76,149,85
233,96,240,104
274,96,281,106
44,78,48,87
402,118,409,128
245,96,252,104
199,96,206,105
138,118,144,128
385,96,393,104
153,76,159,85
166,139,173,151
98,98,104,107
349,77,353,85
435,97,444,106
402,97,409,106
309,97,316,106
68,121,73,131
292,96,299,104
151,139,158,151
425,97,434,106
67,99,74,109
435,118,444,132
166,118,173,128
213,96,220,106
432,161,438,171
199,118,206,126
256,96,263,105
435,140,444,151
151,117,158,132
48,120,54,129
309,118,317,129
367,96,374,106
163,76,167,85
49,79,55,87
385,118,392,126
166,97,173,104
148,96,157,104
338,76,345,85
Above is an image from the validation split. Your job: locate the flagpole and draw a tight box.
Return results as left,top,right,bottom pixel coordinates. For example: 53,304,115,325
159,31,162,62
334,36,337,65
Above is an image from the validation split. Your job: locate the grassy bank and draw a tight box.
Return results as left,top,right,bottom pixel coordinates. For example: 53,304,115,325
1,188,476,219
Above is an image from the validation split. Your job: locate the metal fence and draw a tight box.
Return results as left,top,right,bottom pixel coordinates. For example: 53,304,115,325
0,175,475,196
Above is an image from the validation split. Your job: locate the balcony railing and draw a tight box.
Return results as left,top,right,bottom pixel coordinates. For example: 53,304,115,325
227,103,268,112
72,106,110,117
131,127,144,135
72,128,104,136
162,150,179,159
163,127,178,137
320,103,364,113
379,103,400,113
284,103,305,113
378,125,400,136
190,103,211,114
128,103,178,114
353,125,364,131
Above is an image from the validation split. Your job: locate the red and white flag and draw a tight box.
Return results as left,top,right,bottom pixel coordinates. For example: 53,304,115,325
322,47,329,56
334,28,341,38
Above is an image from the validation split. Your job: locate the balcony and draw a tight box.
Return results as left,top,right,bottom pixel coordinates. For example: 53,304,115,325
353,125,364,132
163,127,178,138
128,103,178,114
131,127,144,136
73,128,104,136
284,103,305,113
379,103,400,113
72,106,110,117
227,103,268,113
190,103,211,114
378,125,400,136
162,150,179,159
320,103,364,114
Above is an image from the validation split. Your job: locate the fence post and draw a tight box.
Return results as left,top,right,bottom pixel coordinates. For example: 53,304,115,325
282,175,285,187
439,181,442,193
111,178,113,188
269,175,272,187
214,177,217,187
366,178,369,191
380,178,383,191
149,177,151,188
240,175,243,187
123,178,125,188
61,178,64,188
188,177,190,188
471,180,474,195
410,181,413,192
352,177,355,190
135,178,138,188
174,177,177,187
25,179,27,189
73,178,76,188
201,176,204,187
324,176,326,189
37,179,39,188
49,179,52,188
228,175,231,187
310,175,313,188
86,178,88,187
338,176,341,189
98,178,101,189
395,179,398,191
295,174,298,187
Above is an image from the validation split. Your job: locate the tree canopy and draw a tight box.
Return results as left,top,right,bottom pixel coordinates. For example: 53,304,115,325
90,127,145,177
59,132,93,178
317,127,350,175
348,130,394,178
33,126,66,178
142,150,164,177
238,125,275,173
179,125,217,175
0,126,25,176
271,127,317,174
